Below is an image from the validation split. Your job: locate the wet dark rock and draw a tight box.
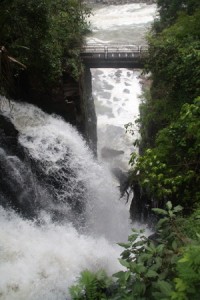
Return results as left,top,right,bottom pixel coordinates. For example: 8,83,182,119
111,167,130,200
96,103,114,118
95,70,104,76
102,81,114,90
14,69,97,155
129,181,158,223
0,115,19,154
101,147,124,159
105,124,124,135
0,147,42,219
99,91,111,99
0,115,38,217
81,67,97,155
123,89,130,94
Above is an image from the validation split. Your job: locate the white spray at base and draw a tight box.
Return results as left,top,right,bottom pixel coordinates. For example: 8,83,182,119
0,98,132,300
0,207,121,300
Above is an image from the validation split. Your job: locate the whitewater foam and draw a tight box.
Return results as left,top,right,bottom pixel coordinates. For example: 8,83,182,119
0,207,121,300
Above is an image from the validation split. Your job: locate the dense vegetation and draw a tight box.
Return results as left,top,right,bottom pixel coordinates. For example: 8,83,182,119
70,0,200,298
0,0,90,97
70,203,200,299
131,0,200,213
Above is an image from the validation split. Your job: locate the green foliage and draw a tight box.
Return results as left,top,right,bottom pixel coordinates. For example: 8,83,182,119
69,269,113,300
176,206,200,240
0,0,90,94
154,0,200,31
132,5,200,213
130,98,200,209
112,203,185,300
139,8,200,149
69,203,200,299
121,2,200,298
172,243,200,300
148,10,200,102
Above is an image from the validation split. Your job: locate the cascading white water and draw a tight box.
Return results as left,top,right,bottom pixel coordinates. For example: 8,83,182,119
0,207,121,300
0,98,130,300
0,3,156,300
2,99,131,240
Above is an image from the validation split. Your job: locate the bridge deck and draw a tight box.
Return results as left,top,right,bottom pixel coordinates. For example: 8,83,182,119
80,44,148,68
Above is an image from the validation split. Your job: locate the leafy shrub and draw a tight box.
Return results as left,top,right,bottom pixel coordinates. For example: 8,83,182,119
130,98,200,210
69,203,200,300
0,0,91,95
69,269,113,300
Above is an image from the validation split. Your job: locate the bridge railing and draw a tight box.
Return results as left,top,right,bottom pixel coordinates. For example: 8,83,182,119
80,44,148,60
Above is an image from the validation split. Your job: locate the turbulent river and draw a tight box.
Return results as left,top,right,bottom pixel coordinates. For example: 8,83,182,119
0,3,156,300
88,3,156,169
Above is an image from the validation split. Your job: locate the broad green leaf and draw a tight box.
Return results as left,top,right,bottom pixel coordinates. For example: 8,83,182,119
157,244,165,253
125,271,131,281
156,280,173,296
146,270,158,278
113,271,125,279
118,242,131,249
152,208,168,215
157,217,168,228
132,263,146,274
172,240,178,251
118,259,130,268
173,205,183,213
166,201,172,210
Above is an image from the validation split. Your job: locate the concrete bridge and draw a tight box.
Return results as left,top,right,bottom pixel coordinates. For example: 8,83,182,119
80,44,148,68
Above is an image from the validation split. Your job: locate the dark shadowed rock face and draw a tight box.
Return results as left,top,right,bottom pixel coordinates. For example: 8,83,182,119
0,115,41,218
111,167,130,199
14,70,97,155
14,71,86,133
81,68,97,156
0,115,19,154
129,182,160,224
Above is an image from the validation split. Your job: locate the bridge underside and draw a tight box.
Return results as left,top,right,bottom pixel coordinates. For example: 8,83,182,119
82,59,144,68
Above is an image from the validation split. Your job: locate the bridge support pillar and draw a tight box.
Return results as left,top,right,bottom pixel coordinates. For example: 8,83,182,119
81,67,97,155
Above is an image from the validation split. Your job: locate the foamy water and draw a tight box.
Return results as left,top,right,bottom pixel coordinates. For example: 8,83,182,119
87,3,157,44
0,207,121,300
92,68,141,170
88,3,156,170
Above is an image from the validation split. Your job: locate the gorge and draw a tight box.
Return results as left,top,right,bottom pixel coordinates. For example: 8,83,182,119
5,0,200,299
1,0,200,298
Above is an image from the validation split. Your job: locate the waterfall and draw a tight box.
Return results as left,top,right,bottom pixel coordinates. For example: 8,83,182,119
0,3,156,299
0,97,131,299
